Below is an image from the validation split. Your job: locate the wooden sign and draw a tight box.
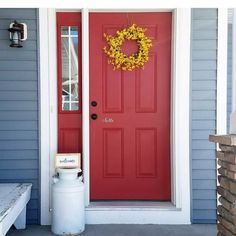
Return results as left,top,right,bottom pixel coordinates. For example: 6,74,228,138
55,153,81,169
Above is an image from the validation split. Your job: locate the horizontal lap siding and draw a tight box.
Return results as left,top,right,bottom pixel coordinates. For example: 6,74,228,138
191,9,217,224
0,9,39,224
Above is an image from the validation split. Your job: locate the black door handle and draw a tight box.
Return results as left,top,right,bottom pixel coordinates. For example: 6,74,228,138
91,101,97,107
91,114,98,120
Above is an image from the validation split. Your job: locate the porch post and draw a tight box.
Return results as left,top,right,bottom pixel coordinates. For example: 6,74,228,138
230,9,236,134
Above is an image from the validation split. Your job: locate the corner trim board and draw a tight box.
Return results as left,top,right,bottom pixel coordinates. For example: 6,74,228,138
217,8,228,136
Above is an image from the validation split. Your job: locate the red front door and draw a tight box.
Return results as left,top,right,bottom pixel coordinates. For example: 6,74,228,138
90,13,172,200
57,13,82,153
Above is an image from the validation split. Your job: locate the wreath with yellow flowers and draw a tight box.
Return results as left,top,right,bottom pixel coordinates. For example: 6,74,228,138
103,24,152,71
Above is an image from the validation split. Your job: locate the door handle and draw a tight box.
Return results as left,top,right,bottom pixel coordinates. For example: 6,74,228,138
91,114,98,120
91,101,97,107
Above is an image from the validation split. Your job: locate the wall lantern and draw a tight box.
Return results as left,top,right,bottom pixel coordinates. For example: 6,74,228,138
8,21,27,48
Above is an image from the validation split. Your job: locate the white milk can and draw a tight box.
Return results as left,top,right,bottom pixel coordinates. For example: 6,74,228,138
51,168,85,235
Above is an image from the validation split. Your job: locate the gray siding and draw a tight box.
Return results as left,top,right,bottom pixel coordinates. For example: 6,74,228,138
191,8,217,223
227,24,232,132
0,9,39,224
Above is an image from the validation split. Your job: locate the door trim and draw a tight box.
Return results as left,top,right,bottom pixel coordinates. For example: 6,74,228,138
39,8,57,225
39,8,191,224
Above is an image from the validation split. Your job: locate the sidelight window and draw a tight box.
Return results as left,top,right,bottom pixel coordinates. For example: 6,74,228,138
60,26,79,111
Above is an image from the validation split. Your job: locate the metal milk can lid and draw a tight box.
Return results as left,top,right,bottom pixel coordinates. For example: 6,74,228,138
57,167,81,175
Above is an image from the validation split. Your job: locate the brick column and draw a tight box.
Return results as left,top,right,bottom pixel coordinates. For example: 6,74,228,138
209,135,236,236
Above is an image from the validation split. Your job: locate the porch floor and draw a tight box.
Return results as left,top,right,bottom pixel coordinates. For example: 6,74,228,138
7,224,216,236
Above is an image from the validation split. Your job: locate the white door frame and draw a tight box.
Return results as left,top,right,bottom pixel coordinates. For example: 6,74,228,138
39,8,191,225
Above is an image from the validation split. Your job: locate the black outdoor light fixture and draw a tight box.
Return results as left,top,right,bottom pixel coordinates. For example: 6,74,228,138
8,21,27,48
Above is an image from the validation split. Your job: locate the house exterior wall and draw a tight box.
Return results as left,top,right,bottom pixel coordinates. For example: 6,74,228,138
191,8,217,223
0,9,40,224
0,8,222,225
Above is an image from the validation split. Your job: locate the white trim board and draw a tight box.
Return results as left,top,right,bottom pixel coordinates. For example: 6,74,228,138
217,8,228,136
82,8,90,206
39,8,58,225
230,9,236,134
216,9,228,208
39,8,191,225
39,8,51,225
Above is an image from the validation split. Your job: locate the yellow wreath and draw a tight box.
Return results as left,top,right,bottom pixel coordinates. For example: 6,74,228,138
103,24,152,71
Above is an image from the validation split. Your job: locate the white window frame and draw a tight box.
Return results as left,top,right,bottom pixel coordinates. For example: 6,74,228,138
39,8,191,225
